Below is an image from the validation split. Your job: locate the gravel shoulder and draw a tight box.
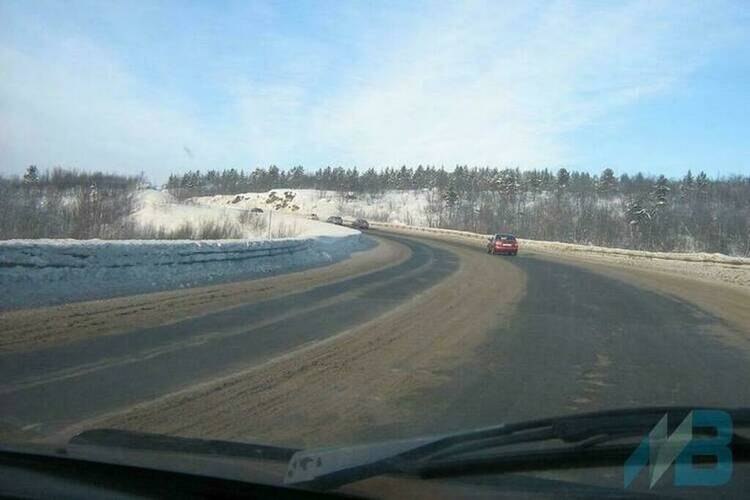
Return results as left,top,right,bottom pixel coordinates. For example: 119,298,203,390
0,235,408,353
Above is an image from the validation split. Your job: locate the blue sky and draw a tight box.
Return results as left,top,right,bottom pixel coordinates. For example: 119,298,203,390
1,0,749,183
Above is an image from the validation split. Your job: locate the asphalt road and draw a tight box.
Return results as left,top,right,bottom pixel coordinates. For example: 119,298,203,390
0,234,457,435
435,246,750,430
1,231,749,443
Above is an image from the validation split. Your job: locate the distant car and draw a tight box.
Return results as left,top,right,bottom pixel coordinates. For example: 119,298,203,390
250,207,264,213
352,218,369,230
308,213,319,221
487,233,518,255
326,215,344,225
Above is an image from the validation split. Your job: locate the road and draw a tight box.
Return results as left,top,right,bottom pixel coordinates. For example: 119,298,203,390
1,230,749,447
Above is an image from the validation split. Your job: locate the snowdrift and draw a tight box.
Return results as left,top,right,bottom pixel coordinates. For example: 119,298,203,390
0,234,368,310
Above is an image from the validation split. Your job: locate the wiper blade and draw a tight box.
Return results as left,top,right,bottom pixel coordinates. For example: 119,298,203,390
285,406,750,490
422,406,750,463
417,437,750,481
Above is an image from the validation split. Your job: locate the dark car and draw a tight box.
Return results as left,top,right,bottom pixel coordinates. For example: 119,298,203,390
250,207,264,213
487,233,518,255
326,215,344,225
352,218,369,230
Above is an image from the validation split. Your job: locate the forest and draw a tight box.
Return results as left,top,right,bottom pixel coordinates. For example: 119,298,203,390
2,164,747,256
0,167,144,239
166,165,750,256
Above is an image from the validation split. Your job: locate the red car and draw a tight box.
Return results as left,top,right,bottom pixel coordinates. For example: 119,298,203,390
487,233,518,255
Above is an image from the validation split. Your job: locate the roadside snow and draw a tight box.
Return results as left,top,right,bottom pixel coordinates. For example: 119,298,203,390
193,189,750,288
370,222,750,290
0,190,366,310
0,234,368,310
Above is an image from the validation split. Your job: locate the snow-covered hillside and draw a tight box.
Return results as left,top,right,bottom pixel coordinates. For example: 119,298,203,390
133,189,359,239
192,189,433,226
192,189,750,288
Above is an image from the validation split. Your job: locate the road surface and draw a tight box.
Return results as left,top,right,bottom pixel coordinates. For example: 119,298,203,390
1,230,749,447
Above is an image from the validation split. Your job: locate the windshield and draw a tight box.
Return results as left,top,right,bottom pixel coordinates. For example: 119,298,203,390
1,1,749,497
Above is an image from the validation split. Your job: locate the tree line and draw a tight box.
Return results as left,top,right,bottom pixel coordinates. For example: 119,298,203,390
0,167,144,239
2,164,748,255
165,165,749,256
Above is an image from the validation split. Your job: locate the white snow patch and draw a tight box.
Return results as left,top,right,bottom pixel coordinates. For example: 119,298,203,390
190,189,432,227
132,189,358,239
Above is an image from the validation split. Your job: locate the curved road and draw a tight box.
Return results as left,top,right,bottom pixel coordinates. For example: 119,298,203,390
1,230,749,446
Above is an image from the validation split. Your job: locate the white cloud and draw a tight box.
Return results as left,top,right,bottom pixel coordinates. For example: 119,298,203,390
0,0,744,180
0,38,210,178
310,0,739,168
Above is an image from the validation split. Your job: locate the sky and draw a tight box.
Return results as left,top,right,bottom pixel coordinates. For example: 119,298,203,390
1,0,749,183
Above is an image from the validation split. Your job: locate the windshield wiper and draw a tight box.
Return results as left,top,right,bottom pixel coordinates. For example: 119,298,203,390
285,406,750,490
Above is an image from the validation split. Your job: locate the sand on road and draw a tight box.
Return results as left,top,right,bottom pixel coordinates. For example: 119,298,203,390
0,235,408,353
86,236,526,448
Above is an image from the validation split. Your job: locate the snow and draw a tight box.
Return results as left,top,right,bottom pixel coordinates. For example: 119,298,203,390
133,189,358,239
191,189,432,226
192,190,750,288
0,234,368,310
0,190,366,310
370,221,750,290
7,186,743,310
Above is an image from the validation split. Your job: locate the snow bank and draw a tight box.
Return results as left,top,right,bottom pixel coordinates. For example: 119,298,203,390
370,221,750,289
0,234,368,311
0,190,370,310
370,222,750,265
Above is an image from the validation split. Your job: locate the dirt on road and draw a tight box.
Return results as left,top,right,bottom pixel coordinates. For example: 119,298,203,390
0,236,408,353
84,236,526,448
375,226,750,343
15,228,749,453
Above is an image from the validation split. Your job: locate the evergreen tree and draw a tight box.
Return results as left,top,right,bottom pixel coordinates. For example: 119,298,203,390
23,165,39,185
597,168,617,196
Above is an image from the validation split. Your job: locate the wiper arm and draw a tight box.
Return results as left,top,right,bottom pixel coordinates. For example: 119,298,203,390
418,434,750,481
418,407,750,481
285,406,750,490
421,406,750,462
